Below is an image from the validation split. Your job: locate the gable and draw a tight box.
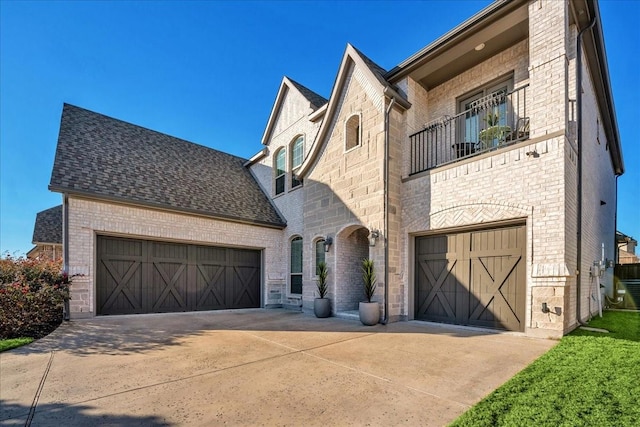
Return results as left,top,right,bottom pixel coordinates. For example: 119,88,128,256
261,77,327,146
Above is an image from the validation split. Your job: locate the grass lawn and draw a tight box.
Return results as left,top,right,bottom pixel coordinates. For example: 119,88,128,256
0,337,34,352
450,310,640,426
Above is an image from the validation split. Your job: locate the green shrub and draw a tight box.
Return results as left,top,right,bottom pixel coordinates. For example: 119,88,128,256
0,255,71,339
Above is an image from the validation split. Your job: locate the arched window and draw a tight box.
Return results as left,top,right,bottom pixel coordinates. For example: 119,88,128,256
290,236,303,294
315,239,325,276
275,148,286,195
291,136,304,188
345,114,361,151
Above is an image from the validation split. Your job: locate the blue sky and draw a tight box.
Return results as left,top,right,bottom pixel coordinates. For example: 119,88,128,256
1,0,638,255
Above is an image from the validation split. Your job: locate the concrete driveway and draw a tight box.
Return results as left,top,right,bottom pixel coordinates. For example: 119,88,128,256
1,309,555,426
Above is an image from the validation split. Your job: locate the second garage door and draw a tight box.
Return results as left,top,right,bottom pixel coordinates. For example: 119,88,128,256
415,225,526,331
96,235,261,315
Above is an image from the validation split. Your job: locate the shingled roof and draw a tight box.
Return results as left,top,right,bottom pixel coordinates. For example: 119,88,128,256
49,104,285,228
287,78,328,110
32,205,62,244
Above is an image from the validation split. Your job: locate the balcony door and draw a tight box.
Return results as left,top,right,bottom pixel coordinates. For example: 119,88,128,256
459,79,512,149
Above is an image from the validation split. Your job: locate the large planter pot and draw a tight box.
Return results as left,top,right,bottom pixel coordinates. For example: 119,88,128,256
314,298,331,318
359,302,379,326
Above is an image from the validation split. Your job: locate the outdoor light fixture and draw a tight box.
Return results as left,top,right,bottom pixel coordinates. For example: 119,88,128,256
541,302,550,313
369,230,380,247
323,237,333,253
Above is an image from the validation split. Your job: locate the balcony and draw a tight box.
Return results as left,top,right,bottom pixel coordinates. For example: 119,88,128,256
409,85,529,175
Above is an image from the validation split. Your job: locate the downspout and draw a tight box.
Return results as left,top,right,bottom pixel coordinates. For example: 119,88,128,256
63,194,70,321
576,17,596,326
381,97,395,325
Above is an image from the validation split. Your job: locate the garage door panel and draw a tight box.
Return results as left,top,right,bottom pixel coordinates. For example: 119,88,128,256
97,236,261,315
415,225,526,332
230,265,260,308
195,263,227,310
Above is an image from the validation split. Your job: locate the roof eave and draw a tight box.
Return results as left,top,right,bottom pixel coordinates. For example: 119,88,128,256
385,0,522,82
49,186,287,230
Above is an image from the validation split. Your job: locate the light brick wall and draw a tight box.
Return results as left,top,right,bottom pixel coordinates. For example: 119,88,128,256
395,1,580,337
303,61,386,314
572,35,617,324
250,83,322,306
65,197,283,317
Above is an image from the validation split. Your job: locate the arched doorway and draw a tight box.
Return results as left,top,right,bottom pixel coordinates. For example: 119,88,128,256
334,225,370,313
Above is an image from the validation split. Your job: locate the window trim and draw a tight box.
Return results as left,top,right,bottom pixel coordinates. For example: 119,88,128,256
290,135,304,189
290,236,303,295
344,113,362,153
314,238,326,277
274,147,286,196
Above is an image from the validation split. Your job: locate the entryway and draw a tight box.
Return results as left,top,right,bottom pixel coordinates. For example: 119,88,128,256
415,224,526,331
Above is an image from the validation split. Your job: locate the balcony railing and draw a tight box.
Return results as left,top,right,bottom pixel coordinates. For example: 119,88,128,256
409,85,529,175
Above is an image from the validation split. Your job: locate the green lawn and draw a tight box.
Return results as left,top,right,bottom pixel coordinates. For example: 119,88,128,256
450,310,640,426
0,337,34,352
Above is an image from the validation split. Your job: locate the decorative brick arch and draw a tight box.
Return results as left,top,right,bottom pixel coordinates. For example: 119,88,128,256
430,202,531,230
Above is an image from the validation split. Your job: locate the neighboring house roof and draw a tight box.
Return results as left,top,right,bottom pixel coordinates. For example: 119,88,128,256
32,205,62,244
49,104,286,228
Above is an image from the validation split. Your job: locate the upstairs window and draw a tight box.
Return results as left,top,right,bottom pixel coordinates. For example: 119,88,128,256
291,136,303,188
275,148,286,195
290,236,303,294
345,114,361,151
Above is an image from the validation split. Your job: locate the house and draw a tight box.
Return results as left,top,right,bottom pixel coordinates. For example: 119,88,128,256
27,205,63,260
616,231,639,265
49,0,623,338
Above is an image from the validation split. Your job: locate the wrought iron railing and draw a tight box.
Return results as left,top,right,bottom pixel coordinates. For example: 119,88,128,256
409,85,529,175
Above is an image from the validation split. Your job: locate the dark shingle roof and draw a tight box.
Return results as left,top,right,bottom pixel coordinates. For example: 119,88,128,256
49,104,285,228
287,78,328,110
351,46,389,87
32,205,62,244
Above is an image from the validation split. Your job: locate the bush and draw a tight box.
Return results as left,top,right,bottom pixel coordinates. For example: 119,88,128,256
0,255,71,339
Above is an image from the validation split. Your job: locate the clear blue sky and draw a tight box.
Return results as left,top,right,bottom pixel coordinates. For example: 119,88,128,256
1,0,638,255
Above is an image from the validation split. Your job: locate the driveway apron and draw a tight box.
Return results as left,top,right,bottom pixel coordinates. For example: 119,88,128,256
0,309,556,426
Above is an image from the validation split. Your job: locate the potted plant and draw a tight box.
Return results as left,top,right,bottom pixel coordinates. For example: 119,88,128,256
359,258,379,326
314,261,331,318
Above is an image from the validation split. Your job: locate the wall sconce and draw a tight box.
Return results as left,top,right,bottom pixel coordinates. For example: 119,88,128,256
323,237,333,253
369,230,380,247
541,302,550,313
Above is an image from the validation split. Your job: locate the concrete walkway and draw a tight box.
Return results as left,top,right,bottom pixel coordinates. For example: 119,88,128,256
1,309,555,426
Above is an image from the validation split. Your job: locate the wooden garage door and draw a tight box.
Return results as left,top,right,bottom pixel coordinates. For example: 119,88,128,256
415,225,526,331
96,236,261,315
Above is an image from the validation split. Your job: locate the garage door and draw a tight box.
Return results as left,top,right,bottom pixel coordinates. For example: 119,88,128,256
96,236,261,315
415,225,526,331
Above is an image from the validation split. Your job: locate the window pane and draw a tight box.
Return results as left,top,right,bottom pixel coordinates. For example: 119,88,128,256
291,172,302,188
292,137,304,168
291,237,303,294
276,175,285,195
291,237,302,274
276,149,286,176
291,274,302,295
315,240,325,275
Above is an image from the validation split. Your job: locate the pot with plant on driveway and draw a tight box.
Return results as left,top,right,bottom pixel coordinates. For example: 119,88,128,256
314,261,331,318
359,258,379,326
